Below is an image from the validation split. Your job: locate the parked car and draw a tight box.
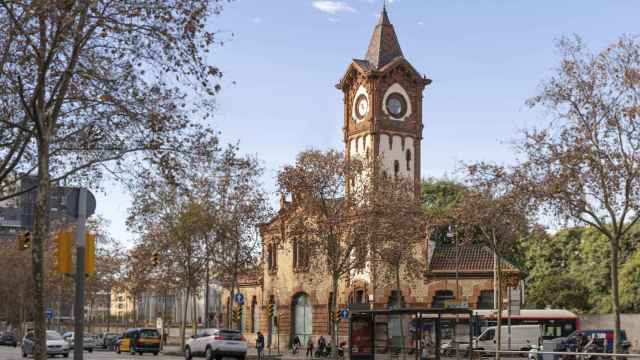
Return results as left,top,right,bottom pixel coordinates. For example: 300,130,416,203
0,332,17,347
62,332,97,352
22,330,69,358
116,328,161,356
558,329,631,353
99,332,120,350
184,328,247,360
474,325,542,352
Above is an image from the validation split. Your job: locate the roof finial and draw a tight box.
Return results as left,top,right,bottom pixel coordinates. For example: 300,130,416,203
379,1,391,25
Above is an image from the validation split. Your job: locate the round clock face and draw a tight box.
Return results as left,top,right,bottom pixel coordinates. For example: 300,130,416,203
386,93,407,118
355,94,369,120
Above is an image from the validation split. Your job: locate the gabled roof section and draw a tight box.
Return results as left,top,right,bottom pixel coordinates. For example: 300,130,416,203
428,244,520,274
363,6,404,70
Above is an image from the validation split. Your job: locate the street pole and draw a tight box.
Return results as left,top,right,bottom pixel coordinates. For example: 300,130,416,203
507,288,512,351
73,188,87,360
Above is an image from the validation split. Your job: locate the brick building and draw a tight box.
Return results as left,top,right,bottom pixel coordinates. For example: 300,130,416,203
223,6,522,345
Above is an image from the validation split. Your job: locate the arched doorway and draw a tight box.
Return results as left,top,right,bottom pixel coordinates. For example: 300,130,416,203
292,293,313,345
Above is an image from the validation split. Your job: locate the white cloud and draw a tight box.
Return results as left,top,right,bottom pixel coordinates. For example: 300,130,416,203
312,1,356,15
328,17,338,23
417,21,424,26
252,17,262,24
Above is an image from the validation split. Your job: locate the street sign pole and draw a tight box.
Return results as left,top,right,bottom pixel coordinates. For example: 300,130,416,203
73,188,88,360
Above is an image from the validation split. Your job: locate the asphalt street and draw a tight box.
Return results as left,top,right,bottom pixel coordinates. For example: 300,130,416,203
0,347,184,360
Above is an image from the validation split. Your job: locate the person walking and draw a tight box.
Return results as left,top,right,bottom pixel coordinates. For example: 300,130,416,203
306,337,315,358
256,332,265,360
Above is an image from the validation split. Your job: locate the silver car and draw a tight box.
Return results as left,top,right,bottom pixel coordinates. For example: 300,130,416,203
62,332,96,352
22,330,70,358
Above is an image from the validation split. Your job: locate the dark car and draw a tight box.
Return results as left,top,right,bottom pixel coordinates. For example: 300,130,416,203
560,329,630,353
101,333,120,350
0,332,17,347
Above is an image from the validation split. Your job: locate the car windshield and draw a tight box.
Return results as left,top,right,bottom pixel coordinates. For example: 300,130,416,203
46,332,63,340
140,330,160,338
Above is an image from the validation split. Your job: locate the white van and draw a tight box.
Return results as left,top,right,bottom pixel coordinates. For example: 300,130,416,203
474,325,542,352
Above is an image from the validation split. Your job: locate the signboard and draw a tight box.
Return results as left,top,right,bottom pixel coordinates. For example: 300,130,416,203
350,316,373,357
156,317,163,330
46,309,54,321
65,188,96,218
234,292,244,305
340,308,349,319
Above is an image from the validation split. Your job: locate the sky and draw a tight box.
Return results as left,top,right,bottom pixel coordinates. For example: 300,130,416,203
95,0,640,245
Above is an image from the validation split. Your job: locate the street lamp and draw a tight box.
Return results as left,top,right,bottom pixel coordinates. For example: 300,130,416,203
446,226,460,304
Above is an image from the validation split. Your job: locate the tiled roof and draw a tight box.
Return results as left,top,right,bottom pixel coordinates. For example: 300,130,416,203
363,6,404,70
429,244,518,273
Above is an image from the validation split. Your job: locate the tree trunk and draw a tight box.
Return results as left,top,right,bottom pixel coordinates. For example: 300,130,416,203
180,287,190,354
396,267,406,360
33,133,50,360
331,275,339,360
205,261,210,328
611,238,621,356
192,290,198,335
228,286,235,329
496,257,503,360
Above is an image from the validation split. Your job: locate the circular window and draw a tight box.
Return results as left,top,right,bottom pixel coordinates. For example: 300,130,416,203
355,94,369,120
386,93,407,118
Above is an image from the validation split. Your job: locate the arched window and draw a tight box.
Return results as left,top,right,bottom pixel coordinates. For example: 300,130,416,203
292,293,313,345
393,160,400,177
431,290,454,308
251,296,258,333
293,239,307,269
293,239,298,268
406,150,412,171
267,244,273,270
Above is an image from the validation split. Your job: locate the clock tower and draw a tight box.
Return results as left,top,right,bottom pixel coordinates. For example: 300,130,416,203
337,6,431,196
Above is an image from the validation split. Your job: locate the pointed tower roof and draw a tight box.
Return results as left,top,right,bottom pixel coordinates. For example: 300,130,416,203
364,6,404,69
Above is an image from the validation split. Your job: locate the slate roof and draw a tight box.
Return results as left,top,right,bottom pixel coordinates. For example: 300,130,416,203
361,6,404,70
429,244,519,273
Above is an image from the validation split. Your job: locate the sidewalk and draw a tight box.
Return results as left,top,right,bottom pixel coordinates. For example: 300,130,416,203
162,345,322,360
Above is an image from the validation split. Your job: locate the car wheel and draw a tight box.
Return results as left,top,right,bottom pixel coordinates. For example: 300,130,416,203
184,346,192,360
153,352,159,356
205,347,214,360
139,352,143,356
64,354,69,358
88,348,93,353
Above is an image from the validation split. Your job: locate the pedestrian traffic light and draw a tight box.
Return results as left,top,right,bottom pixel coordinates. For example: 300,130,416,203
335,309,342,322
54,230,73,274
17,231,31,251
152,251,160,266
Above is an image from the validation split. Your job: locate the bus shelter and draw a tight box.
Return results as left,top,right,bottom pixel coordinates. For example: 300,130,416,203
349,308,473,360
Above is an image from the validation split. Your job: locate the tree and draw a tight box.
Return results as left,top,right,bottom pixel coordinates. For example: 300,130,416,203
427,163,531,360
0,2,229,357
365,172,425,356
519,35,640,354
277,149,370,358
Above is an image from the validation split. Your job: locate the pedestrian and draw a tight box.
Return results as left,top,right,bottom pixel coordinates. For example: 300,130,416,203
292,335,301,354
318,335,326,356
306,337,315,358
256,332,265,360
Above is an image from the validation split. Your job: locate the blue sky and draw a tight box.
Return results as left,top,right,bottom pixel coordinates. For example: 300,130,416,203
96,0,639,245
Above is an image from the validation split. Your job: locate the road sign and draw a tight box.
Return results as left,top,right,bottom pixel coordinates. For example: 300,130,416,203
46,309,54,321
340,309,349,319
65,188,96,218
234,292,244,305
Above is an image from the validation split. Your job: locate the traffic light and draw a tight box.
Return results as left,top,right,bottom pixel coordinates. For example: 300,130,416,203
267,302,274,318
85,233,95,275
54,231,73,274
335,309,342,322
232,307,241,324
17,231,31,251
152,251,160,266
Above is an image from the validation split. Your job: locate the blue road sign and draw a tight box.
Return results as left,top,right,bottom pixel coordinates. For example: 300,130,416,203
234,293,244,305
46,309,54,320
340,309,349,319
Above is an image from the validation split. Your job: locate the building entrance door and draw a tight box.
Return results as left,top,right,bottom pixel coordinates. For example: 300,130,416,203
293,293,312,346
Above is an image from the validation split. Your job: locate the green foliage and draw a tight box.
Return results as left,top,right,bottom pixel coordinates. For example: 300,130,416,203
520,225,640,313
620,250,640,312
422,178,465,244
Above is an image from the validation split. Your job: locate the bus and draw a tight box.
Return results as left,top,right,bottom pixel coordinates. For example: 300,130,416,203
471,309,578,340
